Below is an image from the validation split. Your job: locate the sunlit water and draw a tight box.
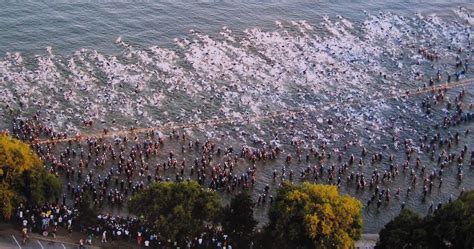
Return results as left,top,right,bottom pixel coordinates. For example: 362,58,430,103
1,2,473,233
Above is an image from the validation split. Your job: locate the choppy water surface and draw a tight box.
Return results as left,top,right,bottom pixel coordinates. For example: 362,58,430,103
1,2,474,233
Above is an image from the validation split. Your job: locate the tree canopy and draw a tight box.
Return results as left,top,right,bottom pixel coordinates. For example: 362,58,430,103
222,191,257,248
266,183,363,249
0,135,61,220
376,209,428,249
128,180,222,243
377,190,474,249
424,191,474,248
0,134,42,177
74,193,99,231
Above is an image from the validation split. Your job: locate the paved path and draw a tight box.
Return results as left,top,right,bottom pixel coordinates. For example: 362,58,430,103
0,233,77,249
355,234,379,249
0,226,378,249
0,223,105,249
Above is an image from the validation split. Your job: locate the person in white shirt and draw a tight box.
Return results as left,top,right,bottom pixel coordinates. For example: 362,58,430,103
102,230,107,243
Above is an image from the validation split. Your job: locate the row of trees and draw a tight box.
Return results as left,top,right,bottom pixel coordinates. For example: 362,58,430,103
377,190,474,248
0,135,61,220
128,181,363,249
127,176,474,249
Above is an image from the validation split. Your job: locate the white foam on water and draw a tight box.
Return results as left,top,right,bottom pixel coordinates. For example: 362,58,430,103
0,8,471,148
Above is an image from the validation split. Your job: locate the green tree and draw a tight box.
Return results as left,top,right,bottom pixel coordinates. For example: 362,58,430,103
128,180,222,243
377,191,474,249
424,191,474,248
376,209,428,249
0,135,61,220
12,167,61,206
0,184,15,220
74,193,99,231
266,183,363,249
222,191,257,248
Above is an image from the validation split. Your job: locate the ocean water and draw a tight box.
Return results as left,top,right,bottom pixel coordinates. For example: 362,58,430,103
0,1,465,55
1,1,474,233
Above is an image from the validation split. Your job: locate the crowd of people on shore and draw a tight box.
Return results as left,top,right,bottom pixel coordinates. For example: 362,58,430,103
15,202,73,242
14,201,233,248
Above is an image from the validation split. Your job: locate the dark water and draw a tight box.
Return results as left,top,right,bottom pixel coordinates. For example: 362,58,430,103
0,1,463,55
1,1,474,233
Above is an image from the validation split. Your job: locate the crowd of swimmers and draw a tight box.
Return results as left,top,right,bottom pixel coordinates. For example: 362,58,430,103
6,81,473,246
4,68,474,248
2,10,474,248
